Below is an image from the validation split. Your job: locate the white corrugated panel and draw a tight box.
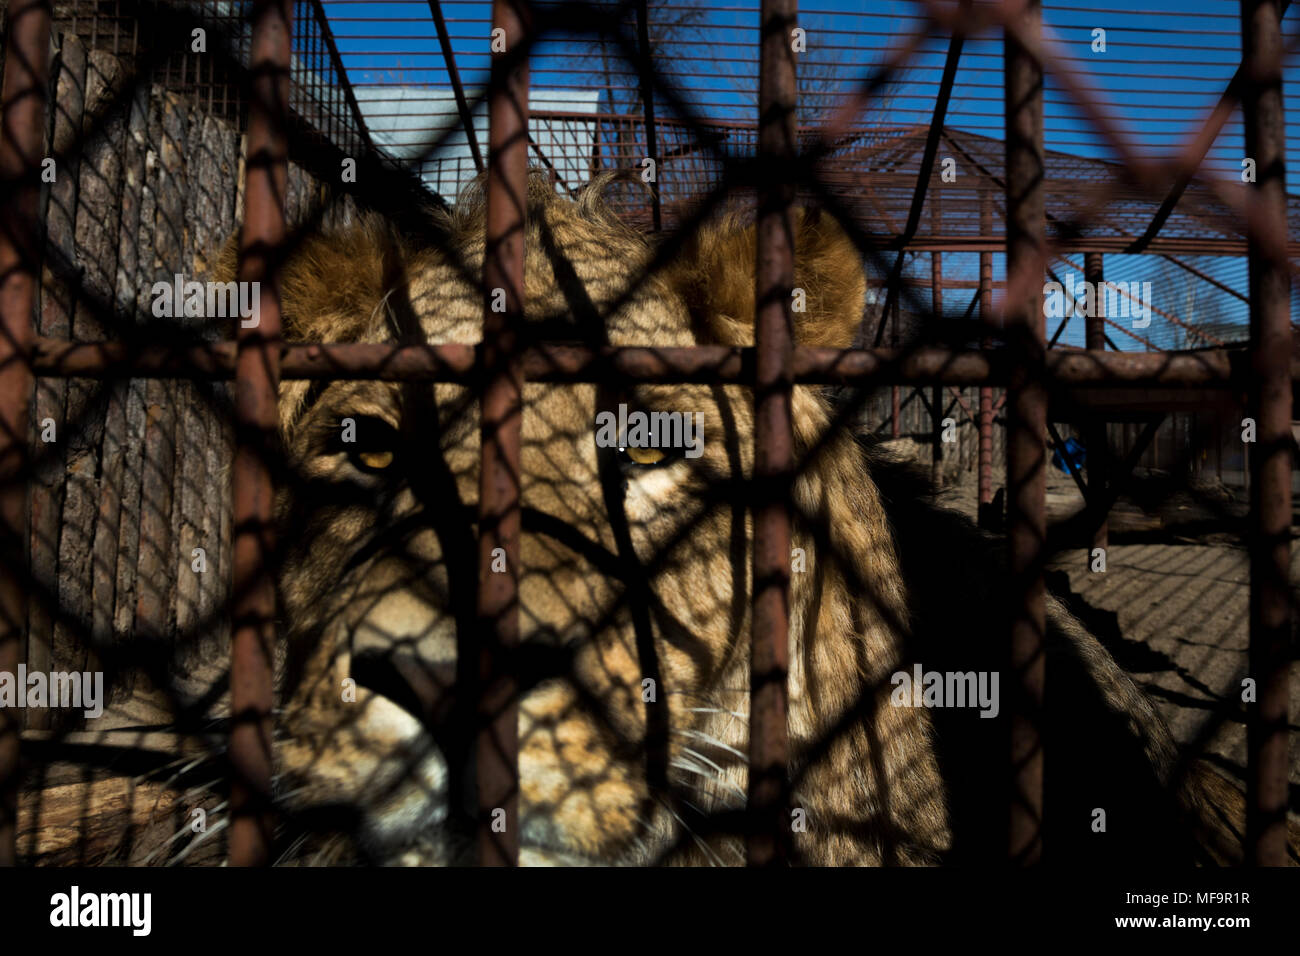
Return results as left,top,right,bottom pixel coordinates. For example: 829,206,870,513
353,87,600,202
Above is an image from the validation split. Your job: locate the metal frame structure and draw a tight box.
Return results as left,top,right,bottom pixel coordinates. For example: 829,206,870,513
0,0,1293,867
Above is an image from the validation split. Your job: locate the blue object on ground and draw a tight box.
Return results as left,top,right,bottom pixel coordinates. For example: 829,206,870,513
1051,436,1086,474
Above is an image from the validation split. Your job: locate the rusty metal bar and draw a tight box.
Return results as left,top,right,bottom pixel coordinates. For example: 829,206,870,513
931,393,944,483
978,193,994,511
0,0,51,868
874,235,1293,257
931,196,944,488
477,0,528,868
748,0,796,867
1003,0,1046,866
875,16,966,346
978,0,1299,256
427,0,484,174
1160,254,1250,305
312,0,375,155
26,338,1275,388
1124,0,1291,256
635,0,661,232
977,382,994,516
890,277,902,440
1241,0,1291,868
230,0,291,867
948,386,975,427
527,130,576,197
26,339,476,380
1084,252,1108,561
816,0,998,150
1053,253,1226,350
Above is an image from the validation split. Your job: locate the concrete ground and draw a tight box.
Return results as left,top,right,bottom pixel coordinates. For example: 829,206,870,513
933,461,1300,793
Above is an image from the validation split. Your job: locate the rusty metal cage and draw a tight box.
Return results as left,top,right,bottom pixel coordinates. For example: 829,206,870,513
0,0,1295,867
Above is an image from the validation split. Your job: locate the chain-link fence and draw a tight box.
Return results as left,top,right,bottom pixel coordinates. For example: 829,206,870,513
0,0,1295,866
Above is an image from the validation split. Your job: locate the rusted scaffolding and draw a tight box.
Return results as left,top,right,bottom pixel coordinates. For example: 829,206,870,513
228,0,290,869
1242,0,1292,867
0,0,49,868
476,0,528,868
1002,0,1047,864
0,0,1293,868
748,0,796,868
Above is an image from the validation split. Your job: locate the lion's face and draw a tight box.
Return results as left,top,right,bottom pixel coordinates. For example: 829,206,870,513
267,177,950,865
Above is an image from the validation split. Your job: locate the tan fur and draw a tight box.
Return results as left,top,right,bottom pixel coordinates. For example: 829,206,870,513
257,173,948,864
24,171,1282,866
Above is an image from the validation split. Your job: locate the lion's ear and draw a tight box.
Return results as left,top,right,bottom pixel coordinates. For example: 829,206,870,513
666,207,866,348
212,214,409,343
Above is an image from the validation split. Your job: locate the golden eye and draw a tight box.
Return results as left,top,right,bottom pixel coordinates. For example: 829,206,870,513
624,446,666,466
335,415,400,473
357,449,394,470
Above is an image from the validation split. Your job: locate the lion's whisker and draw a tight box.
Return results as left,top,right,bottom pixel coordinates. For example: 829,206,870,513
140,798,232,866
275,831,312,866
669,758,747,806
672,728,748,763
680,706,748,722
166,815,229,866
656,798,724,867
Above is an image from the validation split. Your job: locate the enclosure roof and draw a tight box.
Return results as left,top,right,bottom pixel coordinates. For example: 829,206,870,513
808,123,1300,259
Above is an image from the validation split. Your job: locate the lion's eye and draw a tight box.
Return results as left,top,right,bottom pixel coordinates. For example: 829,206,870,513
624,444,686,470
626,447,670,465
334,415,400,474
357,449,394,471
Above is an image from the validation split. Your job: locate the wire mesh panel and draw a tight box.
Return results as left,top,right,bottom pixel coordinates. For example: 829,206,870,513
0,0,1295,875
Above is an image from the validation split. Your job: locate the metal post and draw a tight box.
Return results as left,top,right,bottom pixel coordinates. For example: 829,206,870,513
477,0,528,867
428,0,484,174
1084,251,1107,561
931,196,944,488
978,193,993,514
876,16,967,343
0,0,51,868
635,0,661,232
749,0,796,867
891,284,901,440
230,0,290,867
1241,0,1291,867
314,0,375,156
1003,0,1046,865
1215,408,1222,481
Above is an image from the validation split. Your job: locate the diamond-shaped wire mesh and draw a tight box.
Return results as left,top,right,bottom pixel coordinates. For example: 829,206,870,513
1,0,1295,867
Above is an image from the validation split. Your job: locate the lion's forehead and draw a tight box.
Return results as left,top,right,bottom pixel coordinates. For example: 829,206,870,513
397,237,697,349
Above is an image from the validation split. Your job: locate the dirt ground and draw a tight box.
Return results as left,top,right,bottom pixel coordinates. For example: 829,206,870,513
926,457,1300,796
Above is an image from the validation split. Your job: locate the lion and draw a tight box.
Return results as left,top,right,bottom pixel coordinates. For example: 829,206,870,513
260,175,949,866
244,171,1263,867
19,170,1272,866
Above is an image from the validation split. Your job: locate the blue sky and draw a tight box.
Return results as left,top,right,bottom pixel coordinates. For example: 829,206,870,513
320,0,1299,175
316,0,1299,349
